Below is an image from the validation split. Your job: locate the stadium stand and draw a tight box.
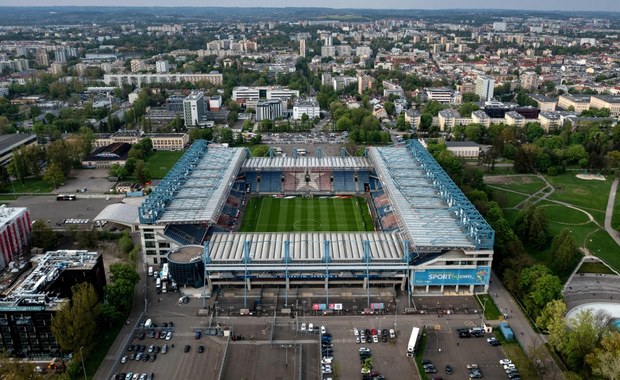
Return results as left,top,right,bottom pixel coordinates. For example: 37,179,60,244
164,224,208,245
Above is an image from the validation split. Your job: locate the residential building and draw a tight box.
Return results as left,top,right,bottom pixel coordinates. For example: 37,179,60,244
521,72,539,91
130,59,146,73
35,48,48,67
476,76,495,101
103,73,223,88
332,76,358,91
383,81,405,98
505,111,526,127
530,94,557,112
538,111,562,131
183,91,206,127
155,60,169,73
299,39,306,58
438,109,469,131
472,110,491,127
0,206,31,270
357,74,374,95
293,98,320,120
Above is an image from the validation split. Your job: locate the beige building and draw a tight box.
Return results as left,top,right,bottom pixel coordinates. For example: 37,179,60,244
589,95,620,116
445,141,483,158
471,110,491,127
146,133,188,151
558,94,591,113
130,59,146,73
538,111,562,131
530,94,557,112
438,109,471,131
505,111,526,128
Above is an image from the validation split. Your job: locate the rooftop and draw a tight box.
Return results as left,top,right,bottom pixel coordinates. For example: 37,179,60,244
242,156,373,171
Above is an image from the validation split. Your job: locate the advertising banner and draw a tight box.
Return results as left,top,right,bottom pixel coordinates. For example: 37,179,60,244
413,267,491,286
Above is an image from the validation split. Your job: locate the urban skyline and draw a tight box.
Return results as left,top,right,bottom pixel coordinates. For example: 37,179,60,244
1,0,620,12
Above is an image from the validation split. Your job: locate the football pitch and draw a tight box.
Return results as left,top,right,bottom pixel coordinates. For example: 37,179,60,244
240,196,375,232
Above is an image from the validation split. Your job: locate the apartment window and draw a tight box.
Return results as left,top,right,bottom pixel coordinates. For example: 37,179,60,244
146,250,157,256
144,233,155,240
145,241,156,248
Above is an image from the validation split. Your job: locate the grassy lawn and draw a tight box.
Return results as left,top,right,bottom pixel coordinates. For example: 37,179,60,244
476,294,502,320
415,328,429,380
240,196,374,232
546,174,612,217
488,175,546,194
1,178,53,194
146,150,185,179
539,204,591,225
584,228,620,271
613,180,620,231
491,189,528,209
577,261,616,274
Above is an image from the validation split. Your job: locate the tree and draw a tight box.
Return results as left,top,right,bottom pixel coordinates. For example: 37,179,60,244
586,332,620,380
133,160,150,184
31,220,58,251
47,140,74,175
108,163,128,181
519,264,562,317
118,232,134,255
420,113,433,131
550,229,582,276
514,203,548,249
336,116,353,131
384,101,395,116
51,282,101,353
219,127,234,144
43,162,65,189
563,309,611,370
459,102,480,117
109,262,140,285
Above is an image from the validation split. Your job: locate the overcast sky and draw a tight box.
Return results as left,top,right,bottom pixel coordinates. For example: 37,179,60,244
0,0,619,12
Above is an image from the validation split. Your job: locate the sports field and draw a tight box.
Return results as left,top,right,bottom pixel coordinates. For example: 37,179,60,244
240,196,374,232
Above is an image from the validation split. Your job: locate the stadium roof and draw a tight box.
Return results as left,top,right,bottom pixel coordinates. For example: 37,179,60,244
139,141,245,224
368,141,494,252
207,232,405,263
242,156,373,171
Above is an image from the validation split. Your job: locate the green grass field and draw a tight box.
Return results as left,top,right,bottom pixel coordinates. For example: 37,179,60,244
240,196,374,232
146,151,185,179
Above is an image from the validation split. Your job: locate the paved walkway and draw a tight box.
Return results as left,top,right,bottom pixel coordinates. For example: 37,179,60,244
489,272,565,380
604,178,620,246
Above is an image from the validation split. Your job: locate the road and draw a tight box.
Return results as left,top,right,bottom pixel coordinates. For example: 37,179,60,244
604,178,620,246
489,271,565,380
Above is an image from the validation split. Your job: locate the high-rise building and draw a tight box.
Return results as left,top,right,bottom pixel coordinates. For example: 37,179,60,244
35,49,49,67
130,59,146,73
299,39,306,58
521,72,539,91
476,76,495,101
183,91,205,127
155,60,169,73
256,99,284,121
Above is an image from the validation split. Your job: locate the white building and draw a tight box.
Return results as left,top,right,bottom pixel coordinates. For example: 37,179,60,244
232,86,299,109
155,60,169,73
183,91,205,127
103,73,223,88
424,88,462,104
293,98,321,120
476,76,495,101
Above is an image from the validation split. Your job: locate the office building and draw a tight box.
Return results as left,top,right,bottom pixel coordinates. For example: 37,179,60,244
256,100,285,121
232,86,299,109
476,76,495,101
183,91,206,127
0,250,105,357
293,98,320,120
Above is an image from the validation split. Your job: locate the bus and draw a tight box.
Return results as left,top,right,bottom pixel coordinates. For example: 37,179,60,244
56,194,76,201
161,263,169,282
406,327,421,357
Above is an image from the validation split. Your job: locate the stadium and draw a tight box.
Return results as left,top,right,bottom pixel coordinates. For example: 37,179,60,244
138,139,494,308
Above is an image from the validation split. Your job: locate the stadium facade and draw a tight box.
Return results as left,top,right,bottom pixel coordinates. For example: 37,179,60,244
138,140,494,298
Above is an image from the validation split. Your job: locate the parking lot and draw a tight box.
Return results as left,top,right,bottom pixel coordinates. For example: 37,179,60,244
104,271,518,380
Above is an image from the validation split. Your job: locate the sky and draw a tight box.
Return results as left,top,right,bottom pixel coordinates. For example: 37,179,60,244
0,0,619,12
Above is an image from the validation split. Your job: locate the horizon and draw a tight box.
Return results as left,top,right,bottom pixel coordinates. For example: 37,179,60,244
0,1,619,12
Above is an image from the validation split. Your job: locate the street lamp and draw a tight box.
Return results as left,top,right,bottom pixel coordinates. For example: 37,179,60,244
79,346,87,380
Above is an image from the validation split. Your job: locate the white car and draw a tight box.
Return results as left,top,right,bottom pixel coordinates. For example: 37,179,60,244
165,331,172,340
499,359,512,365
121,356,128,364
308,323,314,333
321,326,327,334
372,335,379,343
389,329,396,339
361,335,366,343
504,364,516,370
355,336,361,344
353,328,359,336
322,358,333,365
300,323,306,332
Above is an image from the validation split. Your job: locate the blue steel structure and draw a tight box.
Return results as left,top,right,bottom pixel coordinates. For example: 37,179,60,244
406,140,495,250
139,140,209,224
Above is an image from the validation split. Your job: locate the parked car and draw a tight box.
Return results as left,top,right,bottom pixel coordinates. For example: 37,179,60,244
184,345,191,353
198,345,204,353
121,356,128,364
195,331,202,339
